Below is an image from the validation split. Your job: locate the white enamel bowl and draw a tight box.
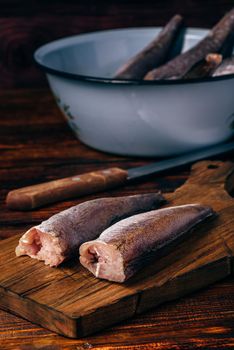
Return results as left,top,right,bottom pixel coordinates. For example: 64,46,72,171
34,28,234,157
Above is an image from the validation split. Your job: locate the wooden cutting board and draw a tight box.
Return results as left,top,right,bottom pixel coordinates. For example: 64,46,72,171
0,160,233,338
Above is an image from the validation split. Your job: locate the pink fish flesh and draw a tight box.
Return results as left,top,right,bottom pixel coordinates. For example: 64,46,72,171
16,193,164,266
79,204,215,282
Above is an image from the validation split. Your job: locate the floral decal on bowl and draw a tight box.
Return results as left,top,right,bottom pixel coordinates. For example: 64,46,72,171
54,94,80,135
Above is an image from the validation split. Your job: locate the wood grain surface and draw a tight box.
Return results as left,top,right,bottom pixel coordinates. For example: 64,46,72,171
0,159,234,338
0,88,234,348
0,0,233,88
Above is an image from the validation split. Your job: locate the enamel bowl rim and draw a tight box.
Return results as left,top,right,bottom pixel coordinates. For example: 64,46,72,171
34,26,234,85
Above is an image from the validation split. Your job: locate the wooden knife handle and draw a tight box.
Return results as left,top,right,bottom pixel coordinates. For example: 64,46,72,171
6,167,128,211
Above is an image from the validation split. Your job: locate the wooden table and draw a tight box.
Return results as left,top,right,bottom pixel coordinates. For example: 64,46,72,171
0,88,233,349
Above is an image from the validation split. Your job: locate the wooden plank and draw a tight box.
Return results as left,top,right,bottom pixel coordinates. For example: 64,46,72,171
0,160,233,337
0,278,233,349
0,0,232,19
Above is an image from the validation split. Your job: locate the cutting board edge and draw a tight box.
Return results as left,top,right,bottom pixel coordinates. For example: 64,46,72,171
65,253,234,337
136,254,232,315
0,282,141,338
0,285,79,338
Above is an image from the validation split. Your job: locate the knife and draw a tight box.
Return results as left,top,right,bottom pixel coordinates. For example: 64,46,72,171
6,140,234,210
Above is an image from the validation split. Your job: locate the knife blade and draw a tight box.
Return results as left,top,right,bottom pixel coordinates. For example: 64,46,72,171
6,140,234,210
127,140,234,180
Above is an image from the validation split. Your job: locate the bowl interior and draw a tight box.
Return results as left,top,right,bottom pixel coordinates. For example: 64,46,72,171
35,27,210,79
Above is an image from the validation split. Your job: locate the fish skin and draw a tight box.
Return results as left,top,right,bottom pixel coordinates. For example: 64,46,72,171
145,8,234,80
114,14,183,79
213,56,234,76
16,193,165,266
183,53,223,79
79,204,215,282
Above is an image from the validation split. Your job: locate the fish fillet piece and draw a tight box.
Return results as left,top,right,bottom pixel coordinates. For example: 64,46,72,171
145,8,234,80
79,204,215,282
114,14,183,79
15,193,164,266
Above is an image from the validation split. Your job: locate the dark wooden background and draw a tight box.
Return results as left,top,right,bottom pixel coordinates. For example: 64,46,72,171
0,0,233,88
